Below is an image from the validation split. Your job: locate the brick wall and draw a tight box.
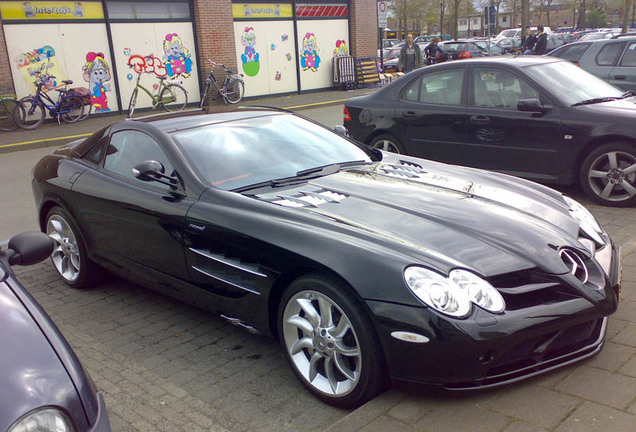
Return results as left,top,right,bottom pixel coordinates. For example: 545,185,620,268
350,0,377,58
0,20,15,95
192,0,237,78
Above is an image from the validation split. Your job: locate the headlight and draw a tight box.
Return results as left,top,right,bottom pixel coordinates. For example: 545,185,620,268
563,195,604,245
8,408,74,432
404,267,505,318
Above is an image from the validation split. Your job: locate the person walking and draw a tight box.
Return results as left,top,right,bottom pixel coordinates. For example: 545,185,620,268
534,26,548,55
424,37,444,65
397,33,423,73
521,27,536,55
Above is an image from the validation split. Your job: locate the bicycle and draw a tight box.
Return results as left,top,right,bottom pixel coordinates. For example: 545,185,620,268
199,59,245,107
17,75,84,130
127,66,188,118
0,96,22,132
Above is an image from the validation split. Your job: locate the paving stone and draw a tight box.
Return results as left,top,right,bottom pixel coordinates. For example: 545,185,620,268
483,385,582,429
612,300,636,324
618,353,636,378
583,341,635,371
359,415,417,432
502,420,550,432
554,365,636,410
613,322,636,347
414,403,511,432
555,401,636,432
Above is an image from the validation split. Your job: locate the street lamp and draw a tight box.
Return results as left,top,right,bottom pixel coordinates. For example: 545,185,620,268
440,1,444,39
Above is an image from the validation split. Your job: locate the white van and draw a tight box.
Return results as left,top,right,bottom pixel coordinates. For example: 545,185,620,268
494,26,552,41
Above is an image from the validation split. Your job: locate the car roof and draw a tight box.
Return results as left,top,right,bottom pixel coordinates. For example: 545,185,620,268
430,56,564,68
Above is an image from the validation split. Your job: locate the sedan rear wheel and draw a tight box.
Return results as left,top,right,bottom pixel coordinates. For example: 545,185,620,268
580,142,636,207
279,273,388,408
46,207,101,288
370,134,404,154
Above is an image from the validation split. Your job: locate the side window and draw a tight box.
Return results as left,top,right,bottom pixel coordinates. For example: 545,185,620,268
104,130,173,186
555,44,591,62
471,68,540,109
83,138,107,165
403,78,420,102
418,68,464,105
619,42,636,66
596,43,624,66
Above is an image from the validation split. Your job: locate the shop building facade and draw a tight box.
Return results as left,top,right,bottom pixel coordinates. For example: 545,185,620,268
0,0,376,114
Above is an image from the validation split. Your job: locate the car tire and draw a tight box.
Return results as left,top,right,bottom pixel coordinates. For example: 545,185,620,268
580,142,636,207
370,134,405,154
45,207,102,288
278,273,388,408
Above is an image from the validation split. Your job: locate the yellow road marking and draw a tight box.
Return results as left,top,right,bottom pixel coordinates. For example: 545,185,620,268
0,133,92,149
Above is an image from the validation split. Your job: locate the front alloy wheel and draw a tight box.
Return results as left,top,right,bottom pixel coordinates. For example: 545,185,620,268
581,142,636,207
370,134,404,154
279,274,387,408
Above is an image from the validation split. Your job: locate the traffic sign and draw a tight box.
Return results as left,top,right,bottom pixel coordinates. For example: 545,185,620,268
378,1,388,28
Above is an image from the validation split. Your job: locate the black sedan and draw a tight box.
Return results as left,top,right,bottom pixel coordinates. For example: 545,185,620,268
32,110,620,408
344,56,636,207
1,232,111,432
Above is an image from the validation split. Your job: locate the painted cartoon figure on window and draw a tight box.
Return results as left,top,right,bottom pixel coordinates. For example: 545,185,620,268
333,40,348,57
163,33,192,79
301,33,320,72
72,2,84,17
82,52,111,112
241,27,260,77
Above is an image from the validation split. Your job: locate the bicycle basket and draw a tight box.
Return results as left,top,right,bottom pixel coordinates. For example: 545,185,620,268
70,87,91,106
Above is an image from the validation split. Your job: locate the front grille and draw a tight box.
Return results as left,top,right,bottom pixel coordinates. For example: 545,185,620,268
487,318,603,377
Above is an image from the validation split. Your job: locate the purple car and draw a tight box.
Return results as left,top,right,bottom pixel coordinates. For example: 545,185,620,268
0,232,111,432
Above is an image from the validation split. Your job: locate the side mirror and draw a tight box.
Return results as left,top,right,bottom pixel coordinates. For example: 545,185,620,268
334,125,349,137
6,231,54,266
132,160,182,192
132,160,165,182
517,98,551,114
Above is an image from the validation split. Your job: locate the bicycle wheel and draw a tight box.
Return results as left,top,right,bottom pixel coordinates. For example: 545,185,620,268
0,98,20,131
17,97,45,130
160,84,188,112
127,88,139,118
223,78,244,104
199,82,210,109
79,101,92,121
61,95,84,123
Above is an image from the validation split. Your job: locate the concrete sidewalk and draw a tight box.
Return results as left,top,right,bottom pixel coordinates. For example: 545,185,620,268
0,87,374,153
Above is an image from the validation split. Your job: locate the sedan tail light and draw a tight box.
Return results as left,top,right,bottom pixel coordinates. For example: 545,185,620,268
458,51,471,59
343,105,352,122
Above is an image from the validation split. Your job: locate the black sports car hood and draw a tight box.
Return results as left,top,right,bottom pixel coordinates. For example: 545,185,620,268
255,155,589,278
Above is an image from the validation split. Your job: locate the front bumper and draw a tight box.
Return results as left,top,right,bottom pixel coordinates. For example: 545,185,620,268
88,393,111,432
368,245,621,390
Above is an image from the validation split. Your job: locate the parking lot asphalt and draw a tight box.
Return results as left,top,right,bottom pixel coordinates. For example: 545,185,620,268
3,86,636,431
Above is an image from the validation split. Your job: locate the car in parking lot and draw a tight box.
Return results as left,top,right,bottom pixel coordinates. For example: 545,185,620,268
32,108,620,408
343,56,636,207
548,36,636,90
439,40,491,59
0,232,111,432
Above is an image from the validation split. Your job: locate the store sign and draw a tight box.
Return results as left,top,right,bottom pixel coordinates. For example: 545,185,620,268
232,4,293,19
0,1,104,20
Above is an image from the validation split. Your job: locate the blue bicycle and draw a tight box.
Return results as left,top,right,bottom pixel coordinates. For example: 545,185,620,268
17,73,84,130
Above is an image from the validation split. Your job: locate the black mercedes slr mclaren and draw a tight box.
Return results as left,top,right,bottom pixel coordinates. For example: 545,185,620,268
32,109,620,408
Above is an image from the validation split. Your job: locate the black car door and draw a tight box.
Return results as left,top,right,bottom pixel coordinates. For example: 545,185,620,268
397,66,468,164
71,128,193,280
464,66,563,181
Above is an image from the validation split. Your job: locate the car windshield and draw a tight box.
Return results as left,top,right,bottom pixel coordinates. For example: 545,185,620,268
527,60,624,105
171,114,372,191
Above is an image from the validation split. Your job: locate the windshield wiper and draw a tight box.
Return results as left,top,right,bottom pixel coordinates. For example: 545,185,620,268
621,90,636,98
232,160,369,193
572,96,622,106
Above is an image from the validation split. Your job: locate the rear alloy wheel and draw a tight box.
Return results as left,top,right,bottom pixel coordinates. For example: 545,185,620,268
370,134,404,154
580,142,636,207
46,207,102,288
279,273,387,408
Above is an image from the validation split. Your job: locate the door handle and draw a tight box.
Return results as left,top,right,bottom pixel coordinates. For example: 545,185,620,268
614,75,627,80
470,115,490,125
402,111,417,117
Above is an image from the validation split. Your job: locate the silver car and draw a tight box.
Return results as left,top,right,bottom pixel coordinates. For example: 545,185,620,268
548,36,636,91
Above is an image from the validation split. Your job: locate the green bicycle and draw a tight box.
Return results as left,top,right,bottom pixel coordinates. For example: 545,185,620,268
127,67,188,118
0,96,22,132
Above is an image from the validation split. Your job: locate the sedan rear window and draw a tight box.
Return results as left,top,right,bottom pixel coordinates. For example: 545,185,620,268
551,43,591,62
